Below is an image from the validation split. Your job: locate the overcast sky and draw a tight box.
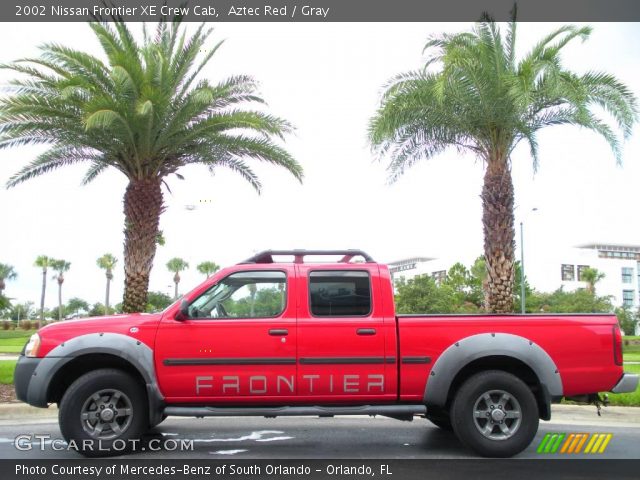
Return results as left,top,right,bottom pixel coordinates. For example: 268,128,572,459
0,22,639,309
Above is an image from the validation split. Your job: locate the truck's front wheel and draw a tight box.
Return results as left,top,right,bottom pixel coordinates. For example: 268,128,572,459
59,368,147,457
426,409,453,431
450,370,538,458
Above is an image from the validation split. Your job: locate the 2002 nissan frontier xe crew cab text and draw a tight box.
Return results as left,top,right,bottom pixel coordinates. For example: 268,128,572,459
13,249,639,457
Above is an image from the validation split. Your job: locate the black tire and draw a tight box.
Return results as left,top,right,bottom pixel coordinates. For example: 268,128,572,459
426,410,453,431
149,414,168,430
59,368,147,457
450,370,539,458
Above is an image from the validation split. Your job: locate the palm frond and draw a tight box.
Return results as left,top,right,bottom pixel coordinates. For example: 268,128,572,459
6,146,99,187
0,19,298,189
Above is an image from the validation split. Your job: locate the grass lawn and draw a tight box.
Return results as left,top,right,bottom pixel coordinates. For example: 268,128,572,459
0,330,36,354
624,352,640,362
0,360,17,385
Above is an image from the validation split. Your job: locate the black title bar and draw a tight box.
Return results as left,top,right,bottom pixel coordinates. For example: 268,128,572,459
4,459,640,480
4,0,640,22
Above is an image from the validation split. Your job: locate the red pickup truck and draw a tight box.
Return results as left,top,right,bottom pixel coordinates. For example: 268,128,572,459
14,250,638,457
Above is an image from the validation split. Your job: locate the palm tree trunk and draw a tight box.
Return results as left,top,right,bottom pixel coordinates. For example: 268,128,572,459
122,178,164,313
481,160,515,313
173,272,180,300
58,281,62,321
39,269,46,322
105,276,111,314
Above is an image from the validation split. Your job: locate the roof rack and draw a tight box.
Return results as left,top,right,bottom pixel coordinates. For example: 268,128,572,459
240,249,375,264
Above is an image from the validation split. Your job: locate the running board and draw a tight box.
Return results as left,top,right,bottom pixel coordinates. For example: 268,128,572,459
163,404,426,418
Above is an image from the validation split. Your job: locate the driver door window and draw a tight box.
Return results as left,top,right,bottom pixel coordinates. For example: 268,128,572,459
189,271,287,319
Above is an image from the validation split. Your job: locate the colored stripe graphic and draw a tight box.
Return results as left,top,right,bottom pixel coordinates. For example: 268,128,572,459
598,434,613,453
573,433,589,453
537,433,552,453
538,433,612,454
585,434,613,454
584,433,599,453
561,433,589,454
550,433,565,453
537,433,565,453
560,433,575,453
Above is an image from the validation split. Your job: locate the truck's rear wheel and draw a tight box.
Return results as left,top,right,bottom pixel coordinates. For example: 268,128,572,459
450,370,538,457
59,368,147,457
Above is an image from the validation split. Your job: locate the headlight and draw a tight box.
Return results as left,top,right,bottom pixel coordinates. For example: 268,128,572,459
24,333,41,358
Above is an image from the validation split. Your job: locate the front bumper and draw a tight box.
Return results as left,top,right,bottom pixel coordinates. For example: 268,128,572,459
13,355,42,403
610,373,639,394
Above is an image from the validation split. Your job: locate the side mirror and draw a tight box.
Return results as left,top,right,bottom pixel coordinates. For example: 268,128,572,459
174,299,190,321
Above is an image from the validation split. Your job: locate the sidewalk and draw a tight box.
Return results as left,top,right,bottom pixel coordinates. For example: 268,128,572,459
0,402,639,426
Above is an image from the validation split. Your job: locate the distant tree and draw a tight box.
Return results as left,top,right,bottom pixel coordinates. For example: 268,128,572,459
512,261,535,312
51,259,71,321
34,255,52,321
0,263,17,298
615,307,639,336
197,261,220,278
443,262,483,309
7,301,34,322
167,258,189,299
0,294,11,313
88,302,106,317
223,286,284,317
533,287,613,313
146,291,173,313
97,253,118,314
65,297,90,318
395,275,458,314
580,267,605,295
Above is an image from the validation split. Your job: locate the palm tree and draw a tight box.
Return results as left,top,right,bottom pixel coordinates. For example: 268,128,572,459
97,253,118,314
0,263,17,297
1,19,302,313
248,283,257,317
580,267,605,295
368,12,637,313
34,255,52,321
51,259,71,321
197,261,220,278
167,258,189,300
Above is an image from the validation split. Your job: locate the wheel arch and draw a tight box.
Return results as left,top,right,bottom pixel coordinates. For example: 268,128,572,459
423,333,562,420
28,333,164,426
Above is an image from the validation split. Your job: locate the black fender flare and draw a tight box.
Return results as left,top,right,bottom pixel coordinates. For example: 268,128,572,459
423,332,563,409
26,332,164,425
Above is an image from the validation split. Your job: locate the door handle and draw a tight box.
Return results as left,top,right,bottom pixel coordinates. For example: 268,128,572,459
269,329,289,336
356,328,376,336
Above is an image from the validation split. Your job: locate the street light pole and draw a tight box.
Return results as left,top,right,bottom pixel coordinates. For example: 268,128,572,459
519,207,538,314
520,221,525,314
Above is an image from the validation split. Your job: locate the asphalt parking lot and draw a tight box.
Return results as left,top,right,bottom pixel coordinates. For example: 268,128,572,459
0,405,638,459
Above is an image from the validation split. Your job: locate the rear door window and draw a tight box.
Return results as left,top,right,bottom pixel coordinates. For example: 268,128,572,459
309,271,371,317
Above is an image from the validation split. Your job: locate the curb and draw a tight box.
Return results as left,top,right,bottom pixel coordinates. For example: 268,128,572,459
0,402,58,419
546,404,640,427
